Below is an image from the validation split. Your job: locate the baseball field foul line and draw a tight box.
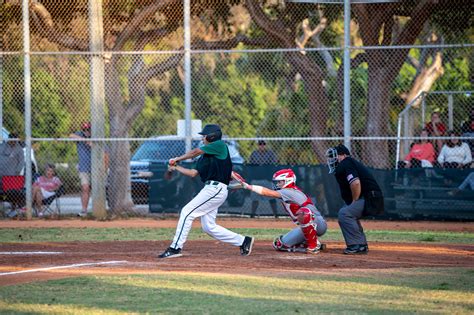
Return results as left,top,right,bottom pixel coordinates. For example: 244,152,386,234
0,252,64,255
0,260,128,276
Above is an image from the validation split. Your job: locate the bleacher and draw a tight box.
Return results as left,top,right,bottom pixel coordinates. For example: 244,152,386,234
385,170,474,220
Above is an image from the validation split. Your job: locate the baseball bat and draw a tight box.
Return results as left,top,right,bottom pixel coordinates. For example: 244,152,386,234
164,160,178,180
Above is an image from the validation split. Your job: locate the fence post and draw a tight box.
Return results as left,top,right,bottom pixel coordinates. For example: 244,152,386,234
89,0,107,219
343,0,351,151
22,0,33,220
448,94,453,130
184,0,192,152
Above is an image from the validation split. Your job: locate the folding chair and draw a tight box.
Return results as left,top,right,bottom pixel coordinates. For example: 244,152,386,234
40,185,65,217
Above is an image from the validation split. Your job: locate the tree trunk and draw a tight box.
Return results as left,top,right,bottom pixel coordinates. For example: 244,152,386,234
245,1,329,162
286,52,329,162
105,61,134,214
404,52,444,106
365,50,391,168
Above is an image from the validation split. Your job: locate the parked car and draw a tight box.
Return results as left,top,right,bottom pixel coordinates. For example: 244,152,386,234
130,136,246,210
1,128,38,175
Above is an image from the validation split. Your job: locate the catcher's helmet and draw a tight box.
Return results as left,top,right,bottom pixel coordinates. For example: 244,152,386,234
272,169,296,190
326,144,350,174
199,124,222,142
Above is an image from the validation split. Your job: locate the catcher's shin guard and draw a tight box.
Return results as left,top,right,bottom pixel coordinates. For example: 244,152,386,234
297,208,318,250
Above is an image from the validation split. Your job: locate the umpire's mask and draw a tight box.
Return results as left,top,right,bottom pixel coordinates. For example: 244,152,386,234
326,147,338,174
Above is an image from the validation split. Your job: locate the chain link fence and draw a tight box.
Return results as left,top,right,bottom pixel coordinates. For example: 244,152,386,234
1,1,473,219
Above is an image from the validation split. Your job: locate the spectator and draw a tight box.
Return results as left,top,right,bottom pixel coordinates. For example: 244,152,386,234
248,140,279,218
69,122,92,217
448,172,474,195
460,107,474,156
33,164,62,217
398,129,436,168
425,111,446,152
460,107,474,134
437,130,472,169
0,132,25,187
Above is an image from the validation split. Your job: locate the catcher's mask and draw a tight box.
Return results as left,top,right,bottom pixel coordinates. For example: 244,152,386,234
199,124,222,143
272,169,296,190
326,144,350,174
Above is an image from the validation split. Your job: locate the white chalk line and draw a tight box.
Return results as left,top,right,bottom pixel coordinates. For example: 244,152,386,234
0,252,63,255
0,260,128,276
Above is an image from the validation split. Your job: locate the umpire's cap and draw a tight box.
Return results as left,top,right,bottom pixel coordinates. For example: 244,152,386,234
334,144,350,156
199,124,222,142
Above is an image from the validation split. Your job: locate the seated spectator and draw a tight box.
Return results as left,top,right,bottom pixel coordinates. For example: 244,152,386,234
461,107,474,134
398,129,436,168
425,111,446,153
32,164,62,217
448,172,474,196
461,107,474,157
437,130,472,169
0,132,25,188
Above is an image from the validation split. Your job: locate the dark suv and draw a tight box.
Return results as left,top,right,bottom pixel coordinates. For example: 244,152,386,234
130,136,246,211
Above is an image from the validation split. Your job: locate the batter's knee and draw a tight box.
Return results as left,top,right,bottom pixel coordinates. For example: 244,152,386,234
201,223,217,236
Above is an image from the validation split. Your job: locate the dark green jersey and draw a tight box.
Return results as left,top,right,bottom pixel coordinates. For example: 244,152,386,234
195,140,232,184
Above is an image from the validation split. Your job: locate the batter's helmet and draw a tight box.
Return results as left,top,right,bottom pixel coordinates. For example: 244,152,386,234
272,169,296,190
199,124,222,142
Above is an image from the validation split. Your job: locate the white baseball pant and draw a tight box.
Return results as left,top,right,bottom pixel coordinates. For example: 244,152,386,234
171,181,245,250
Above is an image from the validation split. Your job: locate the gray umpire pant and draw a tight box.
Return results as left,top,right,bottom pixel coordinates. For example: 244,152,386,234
338,199,367,246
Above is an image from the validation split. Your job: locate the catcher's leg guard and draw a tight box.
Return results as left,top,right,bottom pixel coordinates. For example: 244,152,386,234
296,208,318,250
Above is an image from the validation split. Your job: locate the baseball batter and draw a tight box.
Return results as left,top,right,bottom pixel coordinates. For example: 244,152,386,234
232,169,327,254
158,124,254,259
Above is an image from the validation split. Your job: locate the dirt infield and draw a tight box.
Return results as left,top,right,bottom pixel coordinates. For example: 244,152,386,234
0,219,473,286
1,218,473,232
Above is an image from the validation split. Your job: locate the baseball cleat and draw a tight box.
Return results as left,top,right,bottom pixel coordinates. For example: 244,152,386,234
240,236,254,256
343,244,369,255
306,247,320,254
158,247,182,259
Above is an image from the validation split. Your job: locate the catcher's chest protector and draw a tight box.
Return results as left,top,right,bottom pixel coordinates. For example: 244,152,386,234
280,188,313,222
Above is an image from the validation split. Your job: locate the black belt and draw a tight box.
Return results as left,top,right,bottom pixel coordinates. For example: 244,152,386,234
205,180,221,186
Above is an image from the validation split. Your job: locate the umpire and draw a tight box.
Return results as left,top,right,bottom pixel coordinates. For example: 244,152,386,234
326,144,384,254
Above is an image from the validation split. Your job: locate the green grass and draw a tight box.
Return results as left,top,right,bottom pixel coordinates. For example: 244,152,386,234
0,268,473,314
0,227,473,244
1,227,472,313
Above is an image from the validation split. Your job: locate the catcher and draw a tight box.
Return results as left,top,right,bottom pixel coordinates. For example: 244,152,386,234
231,169,327,254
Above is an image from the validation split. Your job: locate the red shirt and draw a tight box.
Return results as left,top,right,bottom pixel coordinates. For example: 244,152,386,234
425,122,446,135
405,142,436,163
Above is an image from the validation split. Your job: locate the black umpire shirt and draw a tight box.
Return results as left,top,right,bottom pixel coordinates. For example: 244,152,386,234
335,157,382,205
